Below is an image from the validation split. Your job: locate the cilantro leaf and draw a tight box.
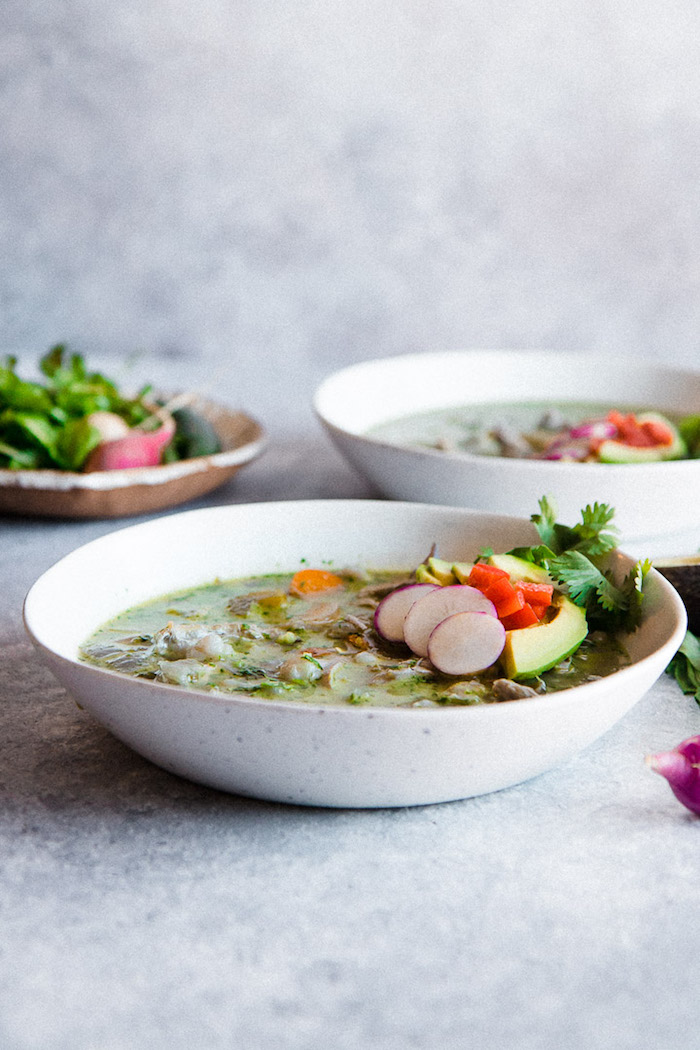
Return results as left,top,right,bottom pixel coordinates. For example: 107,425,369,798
665,630,700,705
530,495,619,558
530,495,560,549
571,503,619,557
507,496,648,632
622,558,652,631
546,550,628,628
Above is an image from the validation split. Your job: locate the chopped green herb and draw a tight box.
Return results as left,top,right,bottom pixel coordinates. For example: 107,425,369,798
508,495,650,631
665,630,700,706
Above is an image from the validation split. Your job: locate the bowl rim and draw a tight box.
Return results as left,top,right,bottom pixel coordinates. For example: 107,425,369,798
23,498,688,719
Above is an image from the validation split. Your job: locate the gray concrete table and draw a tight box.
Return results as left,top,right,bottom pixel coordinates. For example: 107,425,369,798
1,431,698,1050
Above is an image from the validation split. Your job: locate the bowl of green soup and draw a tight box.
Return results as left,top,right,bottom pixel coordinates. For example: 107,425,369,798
23,499,685,808
314,350,700,551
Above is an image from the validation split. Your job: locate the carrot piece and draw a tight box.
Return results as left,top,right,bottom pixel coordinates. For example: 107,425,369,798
289,568,344,597
500,604,540,631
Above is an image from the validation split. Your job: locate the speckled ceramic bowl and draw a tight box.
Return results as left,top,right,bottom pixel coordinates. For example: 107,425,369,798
314,350,700,549
23,500,686,808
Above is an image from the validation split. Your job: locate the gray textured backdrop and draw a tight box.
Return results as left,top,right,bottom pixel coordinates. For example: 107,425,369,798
2,1,699,426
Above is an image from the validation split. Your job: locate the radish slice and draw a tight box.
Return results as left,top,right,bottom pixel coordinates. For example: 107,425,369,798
427,611,506,675
373,583,439,643
402,585,497,657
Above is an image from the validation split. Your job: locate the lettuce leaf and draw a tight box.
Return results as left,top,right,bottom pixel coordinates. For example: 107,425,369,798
0,345,151,470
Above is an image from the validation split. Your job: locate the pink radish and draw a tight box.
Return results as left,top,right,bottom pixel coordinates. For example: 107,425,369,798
374,583,440,643
427,611,506,675
83,410,176,472
402,585,497,657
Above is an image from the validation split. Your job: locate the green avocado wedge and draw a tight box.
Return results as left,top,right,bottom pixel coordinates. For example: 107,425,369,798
500,595,588,680
487,553,554,585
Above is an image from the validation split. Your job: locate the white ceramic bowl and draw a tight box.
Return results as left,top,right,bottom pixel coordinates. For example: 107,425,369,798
24,500,686,809
314,350,700,547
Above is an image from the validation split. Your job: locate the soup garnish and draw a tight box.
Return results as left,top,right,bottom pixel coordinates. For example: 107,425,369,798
369,402,691,463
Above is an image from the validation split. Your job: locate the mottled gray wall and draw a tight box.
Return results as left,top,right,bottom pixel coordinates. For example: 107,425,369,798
2,1,699,425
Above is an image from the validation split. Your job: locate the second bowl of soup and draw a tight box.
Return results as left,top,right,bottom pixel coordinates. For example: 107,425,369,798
313,350,700,548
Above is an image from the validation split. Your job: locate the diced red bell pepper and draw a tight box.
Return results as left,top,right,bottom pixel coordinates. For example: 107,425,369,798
516,581,554,606
493,588,526,618
500,603,541,631
526,601,551,622
479,575,528,618
482,575,518,604
607,410,673,449
641,418,674,446
468,562,555,628
468,563,509,589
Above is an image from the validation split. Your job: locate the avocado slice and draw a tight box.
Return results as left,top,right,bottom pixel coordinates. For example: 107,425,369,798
597,412,686,463
487,553,554,585
426,556,457,586
415,563,442,585
451,561,475,583
500,594,588,680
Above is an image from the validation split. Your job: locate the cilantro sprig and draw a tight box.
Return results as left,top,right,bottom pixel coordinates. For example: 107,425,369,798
508,495,651,632
665,630,700,706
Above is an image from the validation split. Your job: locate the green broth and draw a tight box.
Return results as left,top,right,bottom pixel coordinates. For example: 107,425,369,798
79,569,629,707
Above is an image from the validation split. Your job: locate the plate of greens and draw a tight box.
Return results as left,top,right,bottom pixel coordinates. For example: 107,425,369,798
0,346,266,518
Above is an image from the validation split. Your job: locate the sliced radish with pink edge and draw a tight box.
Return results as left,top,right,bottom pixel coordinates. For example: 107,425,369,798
373,583,440,643
402,585,498,657
427,611,506,676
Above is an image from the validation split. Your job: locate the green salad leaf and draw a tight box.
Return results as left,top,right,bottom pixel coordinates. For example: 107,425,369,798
665,630,700,706
508,495,651,631
0,345,152,471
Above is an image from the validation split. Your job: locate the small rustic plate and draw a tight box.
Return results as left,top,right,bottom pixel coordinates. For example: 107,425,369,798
0,397,266,519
